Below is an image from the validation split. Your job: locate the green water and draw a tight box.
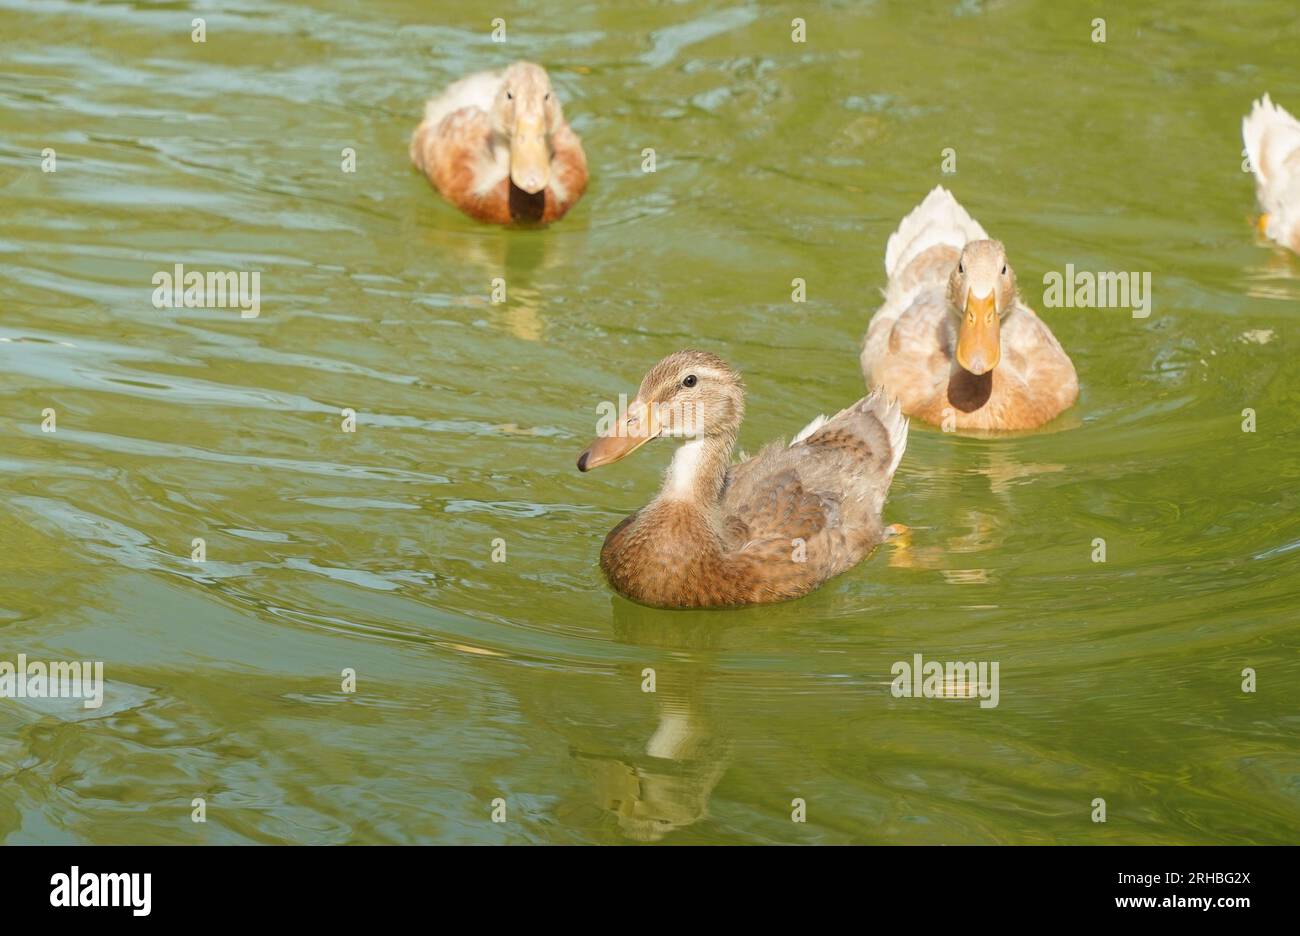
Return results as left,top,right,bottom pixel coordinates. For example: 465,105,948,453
1,0,1297,844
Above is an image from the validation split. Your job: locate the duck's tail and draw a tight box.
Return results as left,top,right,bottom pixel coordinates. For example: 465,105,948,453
1242,94,1300,188
860,388,909,480
884,185,987,282
800,388,908,481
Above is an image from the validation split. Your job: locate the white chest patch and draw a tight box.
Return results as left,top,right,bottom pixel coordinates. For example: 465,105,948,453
662,439,706,501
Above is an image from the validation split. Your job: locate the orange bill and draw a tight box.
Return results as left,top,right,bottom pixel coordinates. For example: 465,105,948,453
956,291,1000,375
577,400,657,472
510,116,550,194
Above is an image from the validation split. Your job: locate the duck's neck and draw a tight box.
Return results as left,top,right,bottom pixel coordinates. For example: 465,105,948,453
653,432,735,509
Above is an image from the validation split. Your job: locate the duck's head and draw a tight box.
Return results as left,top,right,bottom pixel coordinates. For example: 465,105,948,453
577,350,745,472
947,239,1018,376
491,61,564,195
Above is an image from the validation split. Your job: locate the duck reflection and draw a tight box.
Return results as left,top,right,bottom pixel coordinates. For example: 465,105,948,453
887,441,1064,579
413,220,579,342
573,599,732,842
1244,241,1300,302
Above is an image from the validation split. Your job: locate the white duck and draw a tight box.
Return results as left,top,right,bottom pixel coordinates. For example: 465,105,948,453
1242,94,1300,253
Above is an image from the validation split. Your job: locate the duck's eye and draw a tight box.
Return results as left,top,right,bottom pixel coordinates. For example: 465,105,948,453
506,91,513,100
544,92,551,101
1001,264,1008,275
682,374,697,388
958,262,964,274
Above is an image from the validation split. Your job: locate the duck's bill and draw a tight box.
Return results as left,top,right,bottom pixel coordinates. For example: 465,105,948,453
577,401,657,472
510,117,551,194
1257,212,1271,236
956,292,1001,375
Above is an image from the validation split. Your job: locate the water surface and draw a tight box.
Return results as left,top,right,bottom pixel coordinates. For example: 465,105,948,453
0,0,1297,844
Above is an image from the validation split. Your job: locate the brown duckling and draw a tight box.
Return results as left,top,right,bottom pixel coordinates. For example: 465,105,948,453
577,350,908,609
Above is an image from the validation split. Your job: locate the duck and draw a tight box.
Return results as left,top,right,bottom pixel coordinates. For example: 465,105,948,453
410,61,587,225
576,350,908,609
1242,94,1300,253
861,186,1078,432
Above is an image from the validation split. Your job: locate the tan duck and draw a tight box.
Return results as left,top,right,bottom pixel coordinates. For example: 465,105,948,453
861,187,1078,432
577,350,908,609
410,61,587,225
1242,95,1300,253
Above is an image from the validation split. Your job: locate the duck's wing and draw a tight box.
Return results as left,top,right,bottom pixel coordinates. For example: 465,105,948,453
409,69,512,219
1243,95,1300,252
861,283,953,422
411,104,485,176
542,123,589,223
411,69,500,174
995,302,1080,426
721,389,908,573
410,105,510,222
720,455,834,554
